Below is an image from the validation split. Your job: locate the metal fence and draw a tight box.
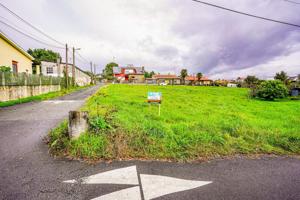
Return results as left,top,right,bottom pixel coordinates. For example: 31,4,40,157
0,72,62,86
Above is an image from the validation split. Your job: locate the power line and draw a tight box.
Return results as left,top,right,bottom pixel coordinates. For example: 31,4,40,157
284,0,300,5
76,51,90,64
0,2,65,46
0,20,65,49
0,15,56,45
191,0,300,28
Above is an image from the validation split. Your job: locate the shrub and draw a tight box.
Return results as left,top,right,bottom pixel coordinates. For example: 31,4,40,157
89,116,111,132
256,80,288,100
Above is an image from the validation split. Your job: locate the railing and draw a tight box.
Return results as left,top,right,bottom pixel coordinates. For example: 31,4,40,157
0,72,62,86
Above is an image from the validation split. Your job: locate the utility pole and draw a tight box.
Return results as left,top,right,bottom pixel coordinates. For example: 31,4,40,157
90,62,93,84
65,44,69,88
94,64,96,84
72,47,75,86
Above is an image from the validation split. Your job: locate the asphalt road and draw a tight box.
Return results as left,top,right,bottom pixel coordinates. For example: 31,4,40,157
0,85,299,200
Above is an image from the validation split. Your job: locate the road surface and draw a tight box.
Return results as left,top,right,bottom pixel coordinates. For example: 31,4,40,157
0,85,299,200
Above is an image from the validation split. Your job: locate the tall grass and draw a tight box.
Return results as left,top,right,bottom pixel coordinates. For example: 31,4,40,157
49,85,300,161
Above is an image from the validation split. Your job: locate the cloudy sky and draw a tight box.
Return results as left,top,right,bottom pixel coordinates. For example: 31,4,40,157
0,0,299,79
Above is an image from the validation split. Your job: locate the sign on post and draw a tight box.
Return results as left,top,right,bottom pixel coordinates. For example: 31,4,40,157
147,92,162,103
147,92,162,116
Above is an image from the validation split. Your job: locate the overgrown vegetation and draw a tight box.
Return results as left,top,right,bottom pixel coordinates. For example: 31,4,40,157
256,80,288,100
48,85,300,161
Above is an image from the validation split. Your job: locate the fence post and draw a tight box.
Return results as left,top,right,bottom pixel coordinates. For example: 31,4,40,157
1,72,5,86
39,76,42,94
24,73,28,98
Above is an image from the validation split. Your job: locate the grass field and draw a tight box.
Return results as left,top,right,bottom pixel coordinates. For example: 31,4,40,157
49,85,300,161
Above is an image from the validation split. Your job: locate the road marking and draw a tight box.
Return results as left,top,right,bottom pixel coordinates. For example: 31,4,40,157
63,165,212,200
64,166,139,185
91,186,141,200
140,174,212,200
43,100,84,104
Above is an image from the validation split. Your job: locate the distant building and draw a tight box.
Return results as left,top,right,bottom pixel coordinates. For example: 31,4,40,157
40,61,91,86
236,77,245,83
185,76,213,86
113,65,145,83
288,76,299,82
227,83,237,88
0,32,34,73
148,74,181,85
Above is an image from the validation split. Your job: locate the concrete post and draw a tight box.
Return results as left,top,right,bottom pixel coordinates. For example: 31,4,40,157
39,76,42,94
68,111,89,139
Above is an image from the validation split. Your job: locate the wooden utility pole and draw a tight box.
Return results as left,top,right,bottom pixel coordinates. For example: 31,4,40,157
65,44,69,88
90,62,93,84
94,64,96,84
72,47,76,86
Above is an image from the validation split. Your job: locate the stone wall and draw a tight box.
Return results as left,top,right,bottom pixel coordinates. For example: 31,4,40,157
0,85,61,102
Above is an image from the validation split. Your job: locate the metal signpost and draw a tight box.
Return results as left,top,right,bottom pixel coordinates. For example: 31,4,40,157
147,92,162,116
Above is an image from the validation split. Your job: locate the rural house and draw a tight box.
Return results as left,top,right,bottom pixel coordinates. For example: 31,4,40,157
185,75,213,86
0,32,34,73
40,61,91,86
113,65,145,83
147,74,181,85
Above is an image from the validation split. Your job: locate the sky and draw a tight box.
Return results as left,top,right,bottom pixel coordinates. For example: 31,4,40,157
0,0,299,79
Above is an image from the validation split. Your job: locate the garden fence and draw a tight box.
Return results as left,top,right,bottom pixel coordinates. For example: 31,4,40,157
0,72,63,87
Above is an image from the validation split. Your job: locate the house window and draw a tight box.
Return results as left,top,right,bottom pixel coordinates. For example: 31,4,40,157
12,61,18,73
46,67,54,74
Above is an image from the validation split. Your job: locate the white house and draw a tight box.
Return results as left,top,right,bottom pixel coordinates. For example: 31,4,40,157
41,61,91,86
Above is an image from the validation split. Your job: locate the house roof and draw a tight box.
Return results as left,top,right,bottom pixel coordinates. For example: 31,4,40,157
0,32,34,61
152,74,179,79
185,76,212,81
113,66,145,74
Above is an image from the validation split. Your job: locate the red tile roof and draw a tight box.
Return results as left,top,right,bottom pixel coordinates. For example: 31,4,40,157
152,74,179,79
185,76,212,81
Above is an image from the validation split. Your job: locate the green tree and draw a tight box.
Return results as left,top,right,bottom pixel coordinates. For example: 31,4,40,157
144,71,155,78
274,71,288,83
103,62,118,80
245,75,259,88
27,48,60,65
180,69,188,85
196,72,203,84
256,80,288,100
0,66,11,72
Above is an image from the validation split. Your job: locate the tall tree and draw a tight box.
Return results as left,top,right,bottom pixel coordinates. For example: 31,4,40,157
180,69,188,84
103,62,118,80
144,71,155,78
274,71,288,83
196,72,203,84
244,75,259,88
27,48,60,65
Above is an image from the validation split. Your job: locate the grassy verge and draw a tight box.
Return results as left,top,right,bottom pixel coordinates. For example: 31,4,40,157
0,85,90,107
48,85,300,161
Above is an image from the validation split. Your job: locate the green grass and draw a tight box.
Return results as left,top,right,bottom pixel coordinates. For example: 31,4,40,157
48,85,300,161
0,86,90,107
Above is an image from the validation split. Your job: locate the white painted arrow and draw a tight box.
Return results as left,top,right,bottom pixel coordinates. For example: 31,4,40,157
91,186,141,200
63,166,139,185
63,165,212,200
140,174,212,200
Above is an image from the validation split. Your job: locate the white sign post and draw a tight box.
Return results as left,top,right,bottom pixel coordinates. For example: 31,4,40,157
147,92,162,116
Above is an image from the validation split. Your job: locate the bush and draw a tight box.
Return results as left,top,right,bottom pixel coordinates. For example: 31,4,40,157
256,80,288,100
89,116,111,132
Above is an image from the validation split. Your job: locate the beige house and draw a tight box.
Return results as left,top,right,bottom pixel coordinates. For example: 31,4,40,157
0,32,34,73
